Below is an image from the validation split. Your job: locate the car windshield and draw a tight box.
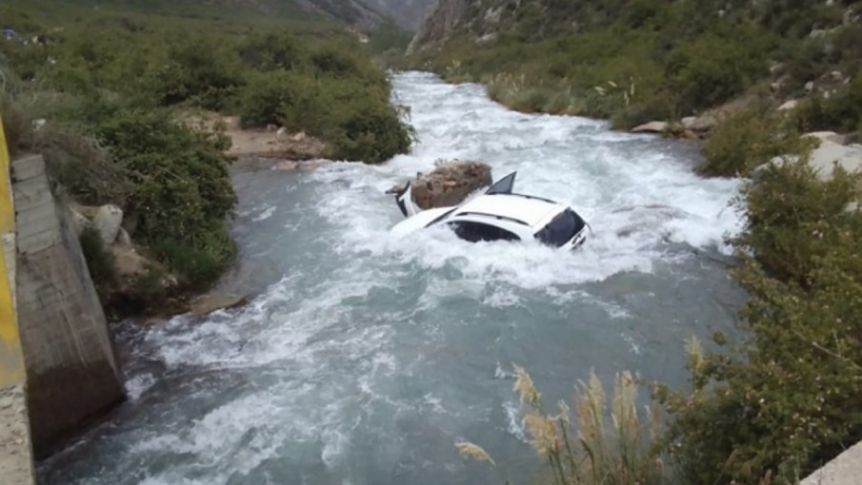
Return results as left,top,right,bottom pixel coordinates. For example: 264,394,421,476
535,209,585,247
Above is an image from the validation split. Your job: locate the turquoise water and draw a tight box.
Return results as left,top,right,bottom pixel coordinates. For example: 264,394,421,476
40,72,745,485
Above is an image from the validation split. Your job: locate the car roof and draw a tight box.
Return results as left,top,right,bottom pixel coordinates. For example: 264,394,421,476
451,193,563,228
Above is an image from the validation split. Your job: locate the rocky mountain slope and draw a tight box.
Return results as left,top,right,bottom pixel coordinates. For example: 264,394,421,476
362,0,437,30
66,0,389,29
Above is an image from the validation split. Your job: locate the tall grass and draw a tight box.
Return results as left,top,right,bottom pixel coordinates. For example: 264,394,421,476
457,366,665,485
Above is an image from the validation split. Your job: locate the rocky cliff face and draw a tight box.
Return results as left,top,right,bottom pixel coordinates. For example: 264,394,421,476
409,0,493,52
298,0,386,30
362,0,437,30
409,0,573,52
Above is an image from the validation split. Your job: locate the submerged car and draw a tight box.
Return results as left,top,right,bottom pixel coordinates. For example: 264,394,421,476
391,172,588,248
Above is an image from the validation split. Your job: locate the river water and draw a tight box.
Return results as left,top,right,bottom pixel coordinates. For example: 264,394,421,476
40,72,746,485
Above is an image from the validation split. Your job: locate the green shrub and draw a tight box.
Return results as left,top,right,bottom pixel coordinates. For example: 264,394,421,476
237,33,301,71
700,109,816,177
660,161,862,483
151,230,235,289
94,109,236,286
739,161,860,285
793,76,862,134
667,31,771,114
145,33,243,110
240,71,411,163
238,70,310,129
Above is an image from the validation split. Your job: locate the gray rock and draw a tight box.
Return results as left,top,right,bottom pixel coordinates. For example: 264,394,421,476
801,440,862,485
116,227,133,247
93,204,123,245
189,294,249,316
631,121,668,133
805,131,847,145
689,115,718,132
804,137,862,181
69,208,89,237
777,99,799,111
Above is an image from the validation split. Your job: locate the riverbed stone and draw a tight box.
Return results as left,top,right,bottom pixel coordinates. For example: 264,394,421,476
189,294,249,316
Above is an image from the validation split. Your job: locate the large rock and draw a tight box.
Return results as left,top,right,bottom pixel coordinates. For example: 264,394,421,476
409,161,492,210
765,133,862,181
682,114,718,132
804,136,862,180
631,121,668,134
93,204,123,245
777,99,800,111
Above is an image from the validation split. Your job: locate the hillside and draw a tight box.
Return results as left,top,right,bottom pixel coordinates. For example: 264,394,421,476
409,0,861,136
1,1,412,317
58,0,389,29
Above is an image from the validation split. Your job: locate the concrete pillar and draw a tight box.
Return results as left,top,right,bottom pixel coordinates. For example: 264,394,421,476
12,154,124,457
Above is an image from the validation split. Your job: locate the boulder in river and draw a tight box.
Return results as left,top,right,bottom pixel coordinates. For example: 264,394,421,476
402,160,493,210
189,293,249,316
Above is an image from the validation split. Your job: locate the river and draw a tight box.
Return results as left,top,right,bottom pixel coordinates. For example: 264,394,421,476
39,72,746,485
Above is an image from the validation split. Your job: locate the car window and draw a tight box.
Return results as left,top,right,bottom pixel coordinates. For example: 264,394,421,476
448,221,521,242
535,209,585,247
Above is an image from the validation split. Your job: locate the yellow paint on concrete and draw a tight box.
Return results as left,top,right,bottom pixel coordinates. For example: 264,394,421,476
0,115,25,386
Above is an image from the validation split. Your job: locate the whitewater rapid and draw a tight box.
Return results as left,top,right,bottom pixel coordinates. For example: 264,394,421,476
39,72,746,485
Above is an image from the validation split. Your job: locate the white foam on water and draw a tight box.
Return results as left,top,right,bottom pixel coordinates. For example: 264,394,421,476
308,72,743,290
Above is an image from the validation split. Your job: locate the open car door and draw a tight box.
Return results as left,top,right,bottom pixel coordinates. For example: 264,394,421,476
395,182,421,217
485,171,517,195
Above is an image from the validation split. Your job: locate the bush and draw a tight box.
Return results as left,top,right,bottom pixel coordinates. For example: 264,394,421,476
739,161,860,286
240,71,411,163
700,108,816,177
94,109,236,287
238,70,309,129
660,161,862,483
793,76,862,135
145,33,243,110
667,31,770,114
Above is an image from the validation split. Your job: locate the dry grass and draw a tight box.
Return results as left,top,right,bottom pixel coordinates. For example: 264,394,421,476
457,367,666,485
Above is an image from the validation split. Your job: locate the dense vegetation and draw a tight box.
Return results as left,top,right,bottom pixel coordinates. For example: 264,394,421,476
1,3,411,314
408,0,862,135
659,160,862,483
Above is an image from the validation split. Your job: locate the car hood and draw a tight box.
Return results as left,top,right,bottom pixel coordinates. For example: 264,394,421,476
390,207,454,237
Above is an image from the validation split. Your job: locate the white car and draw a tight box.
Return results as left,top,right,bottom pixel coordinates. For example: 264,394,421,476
391,172,588,249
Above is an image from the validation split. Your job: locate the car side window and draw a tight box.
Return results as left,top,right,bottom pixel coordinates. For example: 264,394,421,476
448,221,521,242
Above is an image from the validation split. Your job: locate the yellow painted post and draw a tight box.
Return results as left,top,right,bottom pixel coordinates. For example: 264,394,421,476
0,115,23,385
0,114,35,484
